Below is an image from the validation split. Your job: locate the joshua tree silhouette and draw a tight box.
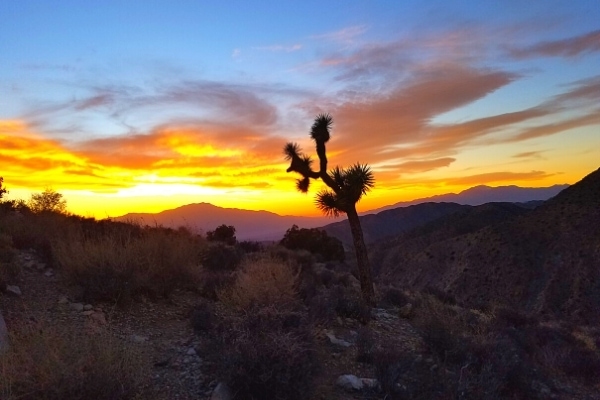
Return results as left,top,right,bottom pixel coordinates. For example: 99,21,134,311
284,114,375,305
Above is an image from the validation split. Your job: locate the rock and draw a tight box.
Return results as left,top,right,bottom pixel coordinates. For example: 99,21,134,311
399,303,414,319
36,262,46,271
69,302,84,312
186,347,197,356
0,310,9,353
336,374,363,391
361,378,379,389
325,331,352,347
6,285,22,296
83,304,93,310
82,310,94,316
130,334,149,344
58,296,69,304
211,382,232,400
44,269,54,277
89,312,107,325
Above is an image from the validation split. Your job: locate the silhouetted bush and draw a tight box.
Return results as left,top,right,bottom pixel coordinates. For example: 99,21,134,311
280,224,344,262
206,224,236,245
237,240,262,253
201,243,243,272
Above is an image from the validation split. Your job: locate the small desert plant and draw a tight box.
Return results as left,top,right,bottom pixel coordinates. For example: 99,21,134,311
332,285,371,323
190,300,216,333
0,322,147,400
218,255,299,311
382,286,410,307
355,327,376,363
214,306,318,400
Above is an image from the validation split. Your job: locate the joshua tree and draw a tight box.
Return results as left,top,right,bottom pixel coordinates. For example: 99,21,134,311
284,114,375,305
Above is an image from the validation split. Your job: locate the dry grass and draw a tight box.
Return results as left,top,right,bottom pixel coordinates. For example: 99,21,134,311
219,255,299,311
53,226,204,302
0,321,148,400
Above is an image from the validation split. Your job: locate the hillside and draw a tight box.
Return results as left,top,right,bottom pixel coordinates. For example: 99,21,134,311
374,167,600,322
324,202,469,246
324,185,567,246
112,203,332,241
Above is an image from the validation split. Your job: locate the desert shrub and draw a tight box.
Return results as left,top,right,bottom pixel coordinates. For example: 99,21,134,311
215,308,317,400
493,306,535,329
382,286,410,307
372,344,454,399
206,224,237,245
218,255,299,311
237,240,262,253
0,323,147,400
0,233,18,288
198,269,235,300
53,227,203,303
559,346,600,384
423,285,457,305
332,285,371,323
190,301,216,333
356,327,376,363
280,224,345,262
201,242,243,271
307,290,336,324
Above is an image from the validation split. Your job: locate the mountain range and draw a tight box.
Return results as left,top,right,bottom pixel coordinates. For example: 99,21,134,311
113,184,568,242
371,167,600,322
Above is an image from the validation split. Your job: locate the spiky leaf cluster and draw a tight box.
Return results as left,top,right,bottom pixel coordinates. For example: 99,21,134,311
310,113,332,143
315,164,374,216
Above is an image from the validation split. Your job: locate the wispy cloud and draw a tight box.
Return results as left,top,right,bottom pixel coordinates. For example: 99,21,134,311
311,25,368,43
253,44,302,52
508,29,600,59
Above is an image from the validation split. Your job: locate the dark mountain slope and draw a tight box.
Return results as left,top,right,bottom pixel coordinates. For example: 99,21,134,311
375,167,600,322
323,202,469,246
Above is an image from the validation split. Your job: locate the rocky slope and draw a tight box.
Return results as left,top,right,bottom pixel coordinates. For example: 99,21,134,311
373,170,600,320
374,167,600,322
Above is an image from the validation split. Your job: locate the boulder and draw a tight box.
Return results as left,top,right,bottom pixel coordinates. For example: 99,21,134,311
211,382,232,400
6,285,21,296
336,374,363,391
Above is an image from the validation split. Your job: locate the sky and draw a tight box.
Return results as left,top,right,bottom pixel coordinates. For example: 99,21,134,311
1,1,599,218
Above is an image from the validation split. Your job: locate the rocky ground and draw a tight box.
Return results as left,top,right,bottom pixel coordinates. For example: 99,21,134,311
1,250,431,400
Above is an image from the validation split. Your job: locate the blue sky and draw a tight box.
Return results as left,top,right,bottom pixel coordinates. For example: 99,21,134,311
1,1,599,217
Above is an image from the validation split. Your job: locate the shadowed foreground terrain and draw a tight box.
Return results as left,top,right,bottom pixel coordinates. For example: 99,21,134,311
0,167,599,399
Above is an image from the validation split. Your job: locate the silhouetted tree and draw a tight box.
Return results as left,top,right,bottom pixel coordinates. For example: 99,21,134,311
206,224,237,245
0,177,6,199
280,224,345,262
284,114,375,305
28,188,67,214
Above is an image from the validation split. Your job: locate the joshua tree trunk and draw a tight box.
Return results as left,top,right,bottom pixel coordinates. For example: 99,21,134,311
346,205,375,306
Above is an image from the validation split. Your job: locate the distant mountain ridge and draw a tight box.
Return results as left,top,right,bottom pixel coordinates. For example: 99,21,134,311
113,202,331,241
365,184,568,214
372,167,600,322
112,184,568,242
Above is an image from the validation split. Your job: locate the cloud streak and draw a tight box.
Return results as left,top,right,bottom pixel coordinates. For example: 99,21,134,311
509,29,600,59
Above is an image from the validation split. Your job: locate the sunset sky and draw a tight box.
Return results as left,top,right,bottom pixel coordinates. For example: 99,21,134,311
1,1,599,218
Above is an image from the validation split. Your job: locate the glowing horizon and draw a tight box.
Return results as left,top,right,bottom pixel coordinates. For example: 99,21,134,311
1,2,599,218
